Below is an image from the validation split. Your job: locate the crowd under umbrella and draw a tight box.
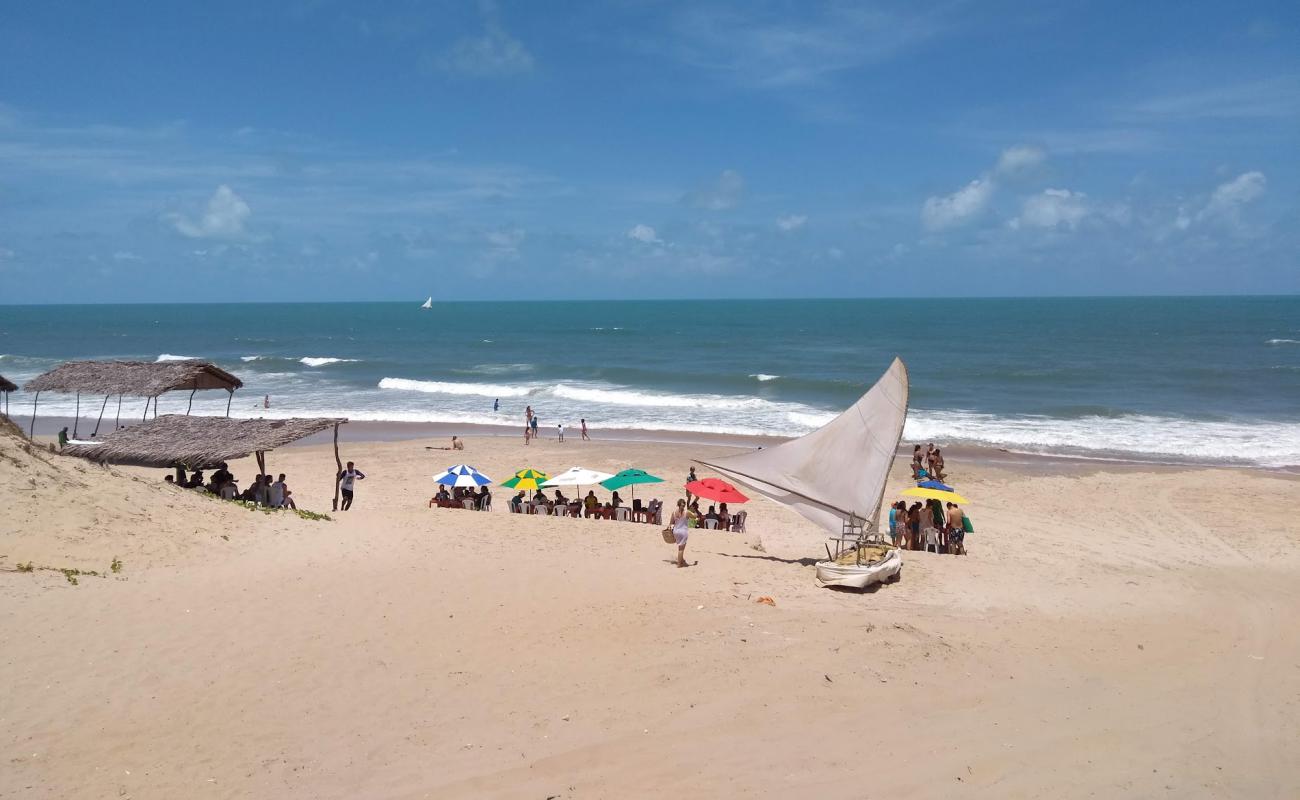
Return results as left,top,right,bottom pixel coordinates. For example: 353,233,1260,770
433,464,493,488
541,466,615,497
501,468,549,492
599,468,664,502
685,477,749,505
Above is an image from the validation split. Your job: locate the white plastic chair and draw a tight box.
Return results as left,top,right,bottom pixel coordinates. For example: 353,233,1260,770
924,527,940,553
703,518,719,530
462,498,476,510
614,507,631,522
732,511,747,533
554,505,569,517
481,498,492,512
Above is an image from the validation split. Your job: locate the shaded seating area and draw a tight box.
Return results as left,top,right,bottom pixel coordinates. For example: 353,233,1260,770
22,359,244,439
62,414,348,510
0,373,15,419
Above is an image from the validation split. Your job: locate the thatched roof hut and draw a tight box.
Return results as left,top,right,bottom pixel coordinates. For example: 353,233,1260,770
0,373,16,393
24,360,242,397
63,414,345,469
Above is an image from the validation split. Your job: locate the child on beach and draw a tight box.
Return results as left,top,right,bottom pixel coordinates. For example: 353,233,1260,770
337,462,365,510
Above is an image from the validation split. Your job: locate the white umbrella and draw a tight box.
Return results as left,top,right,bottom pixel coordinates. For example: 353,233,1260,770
542,467,615,491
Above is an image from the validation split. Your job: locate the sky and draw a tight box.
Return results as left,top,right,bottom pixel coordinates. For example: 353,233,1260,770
0,0,1297,302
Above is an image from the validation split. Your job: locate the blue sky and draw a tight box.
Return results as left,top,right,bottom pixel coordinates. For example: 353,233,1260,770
0,0,1297,302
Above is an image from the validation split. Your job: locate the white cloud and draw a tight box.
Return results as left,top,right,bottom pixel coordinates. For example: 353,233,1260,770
1014,188,1089,230
433,1,534,77
169,185,251,239
996,145,1046,176
686,169,745,211
776,214,807,231
921,179,994,230
112,251,143,261
1198,171,1266,222
627,224,661,244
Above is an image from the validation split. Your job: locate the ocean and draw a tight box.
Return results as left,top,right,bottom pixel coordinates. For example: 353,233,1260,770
1,297,1298,467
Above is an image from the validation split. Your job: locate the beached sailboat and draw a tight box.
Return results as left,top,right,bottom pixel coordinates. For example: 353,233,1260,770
420,297,433,309
695,358,909,589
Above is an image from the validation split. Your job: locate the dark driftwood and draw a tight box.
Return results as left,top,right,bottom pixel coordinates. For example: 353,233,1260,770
62,414,347,469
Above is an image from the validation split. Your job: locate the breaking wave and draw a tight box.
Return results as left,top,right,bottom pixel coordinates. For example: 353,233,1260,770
300,357,359,367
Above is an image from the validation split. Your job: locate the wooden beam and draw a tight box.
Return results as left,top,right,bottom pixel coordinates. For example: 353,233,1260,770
29,391,39,438
331,423,342,512
73,392,80,439
225,389,233,418
114,394,122,431
92,394,110,437
186,387,197,415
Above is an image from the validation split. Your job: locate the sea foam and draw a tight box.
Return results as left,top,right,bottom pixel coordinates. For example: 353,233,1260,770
378,378,532,398
300,357,359,367
156,353,199,362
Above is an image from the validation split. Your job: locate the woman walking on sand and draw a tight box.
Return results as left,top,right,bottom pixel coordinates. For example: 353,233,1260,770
670,498,694,568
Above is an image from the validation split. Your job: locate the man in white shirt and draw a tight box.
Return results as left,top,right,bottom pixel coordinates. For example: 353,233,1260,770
337,461,365,510
270,474,287,508
557,423,565,442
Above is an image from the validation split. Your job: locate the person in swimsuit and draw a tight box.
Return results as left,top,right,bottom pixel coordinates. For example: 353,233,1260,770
580,418,590,441
670,499,693,567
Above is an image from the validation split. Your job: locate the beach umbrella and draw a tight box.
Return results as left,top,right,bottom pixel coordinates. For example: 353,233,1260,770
501,468,550,491
685,477,748,504
600,468,664,501
541,466,615,495
433,464,493,488
902,486,970,505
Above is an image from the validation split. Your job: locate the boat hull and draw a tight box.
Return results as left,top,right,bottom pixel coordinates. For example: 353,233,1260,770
815,548,903,589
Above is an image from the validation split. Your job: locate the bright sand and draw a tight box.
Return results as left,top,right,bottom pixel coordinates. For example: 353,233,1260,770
3,426,1300,798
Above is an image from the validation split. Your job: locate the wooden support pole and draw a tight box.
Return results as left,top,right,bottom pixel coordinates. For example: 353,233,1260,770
143,396,151,421
29,391,39,438
73,392,80,439
331,423,342,512
92,394,110,437
114,395,122,431
186,387,197,415
225,389,233,418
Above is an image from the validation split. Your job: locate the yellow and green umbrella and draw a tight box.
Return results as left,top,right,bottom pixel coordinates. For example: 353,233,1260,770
901,486,970,505
501,468,550,491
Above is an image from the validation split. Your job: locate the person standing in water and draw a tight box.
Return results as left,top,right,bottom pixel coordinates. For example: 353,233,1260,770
493,398,499,412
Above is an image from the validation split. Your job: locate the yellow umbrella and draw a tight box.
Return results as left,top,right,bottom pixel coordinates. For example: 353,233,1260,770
501,468,550,491
902,487,970,504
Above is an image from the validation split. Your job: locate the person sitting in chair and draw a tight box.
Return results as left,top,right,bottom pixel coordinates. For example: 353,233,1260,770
584,491,599,518
429,486,451,507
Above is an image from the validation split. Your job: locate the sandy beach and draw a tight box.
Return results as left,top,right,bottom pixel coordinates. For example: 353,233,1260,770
3,422,1299,799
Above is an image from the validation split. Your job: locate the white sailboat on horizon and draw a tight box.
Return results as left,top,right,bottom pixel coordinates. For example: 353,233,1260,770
420,296,433,309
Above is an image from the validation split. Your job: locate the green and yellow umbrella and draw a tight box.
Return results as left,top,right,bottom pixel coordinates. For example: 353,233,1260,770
501,468,550,491
901,486,970,505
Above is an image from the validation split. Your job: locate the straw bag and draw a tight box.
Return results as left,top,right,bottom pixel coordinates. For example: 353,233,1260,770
662,528,676,544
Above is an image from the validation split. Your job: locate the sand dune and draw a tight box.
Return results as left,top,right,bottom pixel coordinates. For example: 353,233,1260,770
2,425,1299,798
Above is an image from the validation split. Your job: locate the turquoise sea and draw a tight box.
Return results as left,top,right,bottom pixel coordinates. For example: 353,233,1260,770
1,297,1298,467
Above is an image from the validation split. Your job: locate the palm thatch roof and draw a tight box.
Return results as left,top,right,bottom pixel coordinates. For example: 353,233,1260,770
0,373,16,393
24,360,243,397
62,414,345,468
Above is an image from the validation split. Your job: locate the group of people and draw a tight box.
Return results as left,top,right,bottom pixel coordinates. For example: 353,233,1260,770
164,462,297,509
508,489,664,523
522,405,591,445
911,443,947,482
429,484,491,510
888,498,969,554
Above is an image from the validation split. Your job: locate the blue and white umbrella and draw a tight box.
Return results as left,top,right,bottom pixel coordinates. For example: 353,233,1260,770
433,464,493,487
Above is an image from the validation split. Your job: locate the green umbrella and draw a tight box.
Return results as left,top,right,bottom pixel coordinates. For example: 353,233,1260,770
599,468,664,502
501,468,550,491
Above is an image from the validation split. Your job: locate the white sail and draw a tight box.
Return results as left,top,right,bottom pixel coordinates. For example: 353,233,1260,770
695,357,909,537
420,297,433,309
